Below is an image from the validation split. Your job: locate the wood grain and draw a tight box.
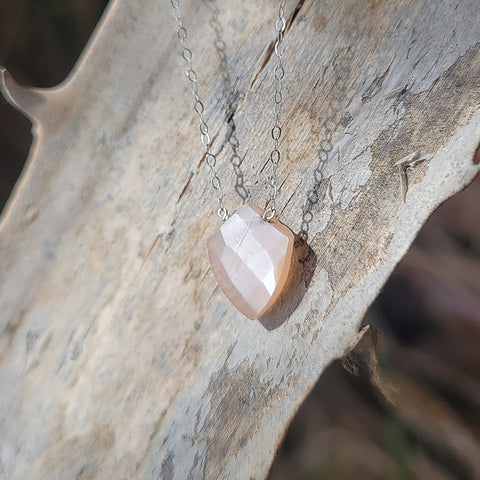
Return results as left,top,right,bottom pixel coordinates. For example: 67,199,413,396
0,0,479,478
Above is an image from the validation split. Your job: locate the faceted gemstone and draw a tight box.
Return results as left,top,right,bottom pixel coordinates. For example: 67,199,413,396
207,203,294,320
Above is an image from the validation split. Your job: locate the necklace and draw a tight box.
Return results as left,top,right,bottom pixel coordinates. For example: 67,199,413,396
171,0,294,320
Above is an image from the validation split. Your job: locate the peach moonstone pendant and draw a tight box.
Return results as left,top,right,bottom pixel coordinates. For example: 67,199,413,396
207,203,294,320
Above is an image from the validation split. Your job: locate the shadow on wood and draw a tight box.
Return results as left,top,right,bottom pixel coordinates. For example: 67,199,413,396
259,236,317,330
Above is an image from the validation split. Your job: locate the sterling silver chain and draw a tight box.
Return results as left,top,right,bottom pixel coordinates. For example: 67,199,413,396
170,0,287,221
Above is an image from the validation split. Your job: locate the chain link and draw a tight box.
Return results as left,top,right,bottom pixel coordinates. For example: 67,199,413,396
264,0,286,221
170,0,228,220
171,0,286,222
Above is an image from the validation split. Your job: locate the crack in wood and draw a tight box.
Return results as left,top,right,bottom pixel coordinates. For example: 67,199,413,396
394,152,433,202
176,171,194,205
361,56,395,103
249,0,307,89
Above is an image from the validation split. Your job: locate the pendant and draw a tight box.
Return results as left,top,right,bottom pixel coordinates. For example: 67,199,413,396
207,203,294,320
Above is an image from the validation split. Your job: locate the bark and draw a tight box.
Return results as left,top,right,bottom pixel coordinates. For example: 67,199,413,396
0,0,479,478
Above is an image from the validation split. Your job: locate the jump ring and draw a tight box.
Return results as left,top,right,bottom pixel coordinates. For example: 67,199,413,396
217,207,229,220
263,207,276,221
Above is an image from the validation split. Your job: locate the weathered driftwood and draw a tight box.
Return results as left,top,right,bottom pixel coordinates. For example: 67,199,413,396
0,0,479,478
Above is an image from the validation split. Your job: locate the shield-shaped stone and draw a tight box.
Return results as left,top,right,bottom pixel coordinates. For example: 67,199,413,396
207,203,294,319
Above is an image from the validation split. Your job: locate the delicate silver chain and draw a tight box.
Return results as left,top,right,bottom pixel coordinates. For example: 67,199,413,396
264,0,286,221
170,0,228,220
171,0,286,222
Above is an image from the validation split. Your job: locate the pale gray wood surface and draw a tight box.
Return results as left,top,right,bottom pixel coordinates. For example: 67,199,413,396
0,0,479,478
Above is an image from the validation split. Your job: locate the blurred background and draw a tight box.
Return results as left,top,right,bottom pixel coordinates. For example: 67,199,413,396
0,1,479,479
0,0,109,208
